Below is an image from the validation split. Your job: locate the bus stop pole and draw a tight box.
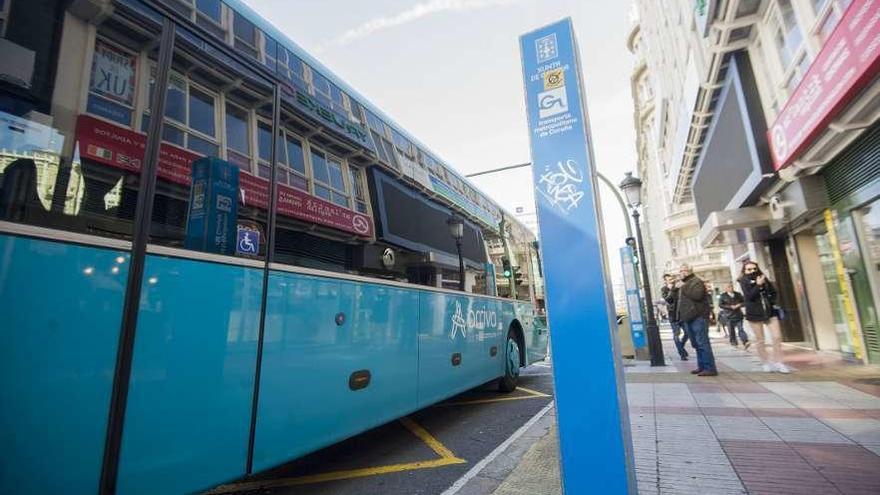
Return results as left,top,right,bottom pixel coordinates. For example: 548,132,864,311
519,19,636,494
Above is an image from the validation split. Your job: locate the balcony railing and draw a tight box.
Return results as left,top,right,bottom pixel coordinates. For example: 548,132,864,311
676,251,727,268
664,206,698,231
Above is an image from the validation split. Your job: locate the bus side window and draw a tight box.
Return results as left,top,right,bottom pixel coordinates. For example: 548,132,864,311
145,34,275,261
0,13,164,241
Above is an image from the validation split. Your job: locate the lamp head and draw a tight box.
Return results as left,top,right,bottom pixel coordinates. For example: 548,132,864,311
619,171,643,208
447,215,464,240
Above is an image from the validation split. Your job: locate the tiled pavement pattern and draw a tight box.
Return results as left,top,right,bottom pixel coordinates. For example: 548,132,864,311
625,330,880,495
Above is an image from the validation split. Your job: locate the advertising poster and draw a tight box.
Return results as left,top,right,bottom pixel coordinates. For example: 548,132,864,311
90,40,137,106
620,245,647,349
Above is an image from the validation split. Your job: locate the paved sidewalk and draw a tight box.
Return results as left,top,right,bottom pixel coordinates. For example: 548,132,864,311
487,330,880,495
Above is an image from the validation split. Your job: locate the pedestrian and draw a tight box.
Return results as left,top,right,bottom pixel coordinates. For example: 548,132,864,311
662,273,689,361
704,282,719,332
738,261,792,373
719,282,750,349
676,264,717,376
715,289,730,338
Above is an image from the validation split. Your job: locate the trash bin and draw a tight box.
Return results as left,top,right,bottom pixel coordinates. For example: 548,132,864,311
617,313,635,359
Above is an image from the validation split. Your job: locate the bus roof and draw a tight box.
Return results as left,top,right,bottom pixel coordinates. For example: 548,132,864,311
223,0,534,240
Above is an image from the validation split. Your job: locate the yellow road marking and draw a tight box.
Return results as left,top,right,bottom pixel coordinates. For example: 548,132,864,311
206,418,463,493
516,386,551,398
398,417,462,460
208,457,465,493
437,386,551,407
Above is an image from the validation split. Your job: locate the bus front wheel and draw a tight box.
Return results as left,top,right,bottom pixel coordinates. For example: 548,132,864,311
498,330,521,393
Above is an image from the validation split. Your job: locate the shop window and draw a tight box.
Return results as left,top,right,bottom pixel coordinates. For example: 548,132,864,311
380,137,398,170
163,72,186,122
233,12,258,59
256,120,272,178
349,167,368,213
195,0,224,38
352,102,367,125
811,0,851,45
279,132,308,191
262,35,278,72
143,68,220,158
363,109,392,165
195,0,220,20
278,48,307,92
272,149,364,273
329,83,350,118
770,0,804,69
166,0,226,39
309,67,332,106
188,87,215,137
365,108,386,134
784,52,811,94
310,148,330,201
225,102,251,170
87,39,138,127
310,146,350,208
391,128,414,158
285,137,305,175
328,160,345,191
370,130,390,163
815,8,840,43
147,30,274,261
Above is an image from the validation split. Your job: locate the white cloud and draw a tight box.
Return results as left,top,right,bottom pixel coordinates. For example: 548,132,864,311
328,0,527,48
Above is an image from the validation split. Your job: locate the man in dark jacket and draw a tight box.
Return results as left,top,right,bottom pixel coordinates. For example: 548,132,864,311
661,273,689,360
719,282,750,348
675,264,717,376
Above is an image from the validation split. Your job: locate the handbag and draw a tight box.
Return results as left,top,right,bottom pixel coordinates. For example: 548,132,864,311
760,280,783,320
773,304,786,321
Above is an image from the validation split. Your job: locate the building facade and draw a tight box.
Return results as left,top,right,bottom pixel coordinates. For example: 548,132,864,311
630,0,880,364
627,3,731,313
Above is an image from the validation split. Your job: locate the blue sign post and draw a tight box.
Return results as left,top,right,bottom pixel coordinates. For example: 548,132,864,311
185,157,239,255
621,245,649,359
520,19,635,493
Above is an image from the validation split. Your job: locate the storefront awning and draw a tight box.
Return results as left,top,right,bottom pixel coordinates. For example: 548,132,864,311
698,205,770,248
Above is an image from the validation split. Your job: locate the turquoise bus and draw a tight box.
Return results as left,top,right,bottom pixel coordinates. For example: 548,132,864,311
0,1,549,494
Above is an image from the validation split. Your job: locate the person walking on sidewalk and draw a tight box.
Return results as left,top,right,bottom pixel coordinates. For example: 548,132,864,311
705,282,721,334
719,282,750,349
662,273,689,361
676,264,717,376
715,288,730,338
738,261,792,374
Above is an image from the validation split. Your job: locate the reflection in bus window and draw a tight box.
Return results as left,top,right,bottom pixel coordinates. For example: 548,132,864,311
0,3,168,240
360,168,490,293
225,102,251,169
140,27,275,260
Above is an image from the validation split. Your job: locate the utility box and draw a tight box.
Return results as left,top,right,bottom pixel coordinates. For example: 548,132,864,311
185,157,239,255
617,314,635,359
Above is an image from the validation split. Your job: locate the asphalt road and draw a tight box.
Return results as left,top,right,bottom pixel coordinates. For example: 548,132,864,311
205,363,555,495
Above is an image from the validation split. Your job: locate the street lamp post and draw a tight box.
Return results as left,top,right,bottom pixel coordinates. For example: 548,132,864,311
619,172,666,367
448,215,465,291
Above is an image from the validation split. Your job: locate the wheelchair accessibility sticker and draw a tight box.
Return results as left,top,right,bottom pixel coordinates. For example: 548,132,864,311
236,225,260,255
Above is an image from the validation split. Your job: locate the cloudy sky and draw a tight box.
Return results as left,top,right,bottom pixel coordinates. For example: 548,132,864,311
243,0,637,284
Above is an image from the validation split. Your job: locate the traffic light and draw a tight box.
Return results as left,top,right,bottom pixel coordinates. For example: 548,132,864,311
501,257,512,278
513,267,524,286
